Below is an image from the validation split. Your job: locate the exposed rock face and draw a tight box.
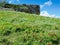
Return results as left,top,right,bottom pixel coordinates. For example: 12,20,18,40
3,4,40,14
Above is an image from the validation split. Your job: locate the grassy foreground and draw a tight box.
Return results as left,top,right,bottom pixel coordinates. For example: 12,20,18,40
0,10,60,45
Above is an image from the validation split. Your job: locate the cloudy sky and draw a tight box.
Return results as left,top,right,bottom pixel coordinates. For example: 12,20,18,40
4,0,60,18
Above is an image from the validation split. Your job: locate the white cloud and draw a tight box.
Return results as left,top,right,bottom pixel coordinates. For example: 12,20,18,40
9,0,12,3
17,0,19,1
40,5,45,9
44,0,52,6
40,11,56,18
40,0,60,18
40,0,57,18
40,0,52,9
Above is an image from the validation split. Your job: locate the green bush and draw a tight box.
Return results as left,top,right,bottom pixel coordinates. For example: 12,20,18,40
0,0,6,7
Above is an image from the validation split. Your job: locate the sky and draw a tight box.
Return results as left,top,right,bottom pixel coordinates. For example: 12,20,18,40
0,0,60,18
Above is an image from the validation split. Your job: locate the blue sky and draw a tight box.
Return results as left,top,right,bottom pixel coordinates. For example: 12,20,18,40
0,0,60,18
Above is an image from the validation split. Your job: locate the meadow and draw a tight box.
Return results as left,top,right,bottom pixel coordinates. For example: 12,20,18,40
0,10,60,45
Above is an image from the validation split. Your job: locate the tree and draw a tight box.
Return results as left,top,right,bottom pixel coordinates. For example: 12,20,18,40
0,0,6,8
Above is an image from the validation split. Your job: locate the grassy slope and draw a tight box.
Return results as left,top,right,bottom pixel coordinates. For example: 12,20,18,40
0,10,60,45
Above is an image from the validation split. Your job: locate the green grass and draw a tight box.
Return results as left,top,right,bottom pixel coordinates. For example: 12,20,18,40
0,10,60,45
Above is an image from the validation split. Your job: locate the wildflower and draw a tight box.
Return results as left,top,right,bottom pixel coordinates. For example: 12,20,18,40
47,43,51,45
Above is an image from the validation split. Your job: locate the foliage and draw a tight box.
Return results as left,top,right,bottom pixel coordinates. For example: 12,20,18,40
0,10,60,45
0,0,6,7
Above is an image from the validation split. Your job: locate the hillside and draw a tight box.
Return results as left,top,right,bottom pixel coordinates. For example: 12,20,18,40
0,10,60,45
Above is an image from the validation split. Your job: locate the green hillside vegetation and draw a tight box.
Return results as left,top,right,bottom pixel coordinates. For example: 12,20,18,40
0,10,60,45
0,0,6,7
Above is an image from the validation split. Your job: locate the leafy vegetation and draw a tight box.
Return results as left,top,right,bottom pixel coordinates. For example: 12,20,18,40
0,10,60,45
0,0,6,7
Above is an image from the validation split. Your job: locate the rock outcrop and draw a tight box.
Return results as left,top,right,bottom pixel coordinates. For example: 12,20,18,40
3,4,40,14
